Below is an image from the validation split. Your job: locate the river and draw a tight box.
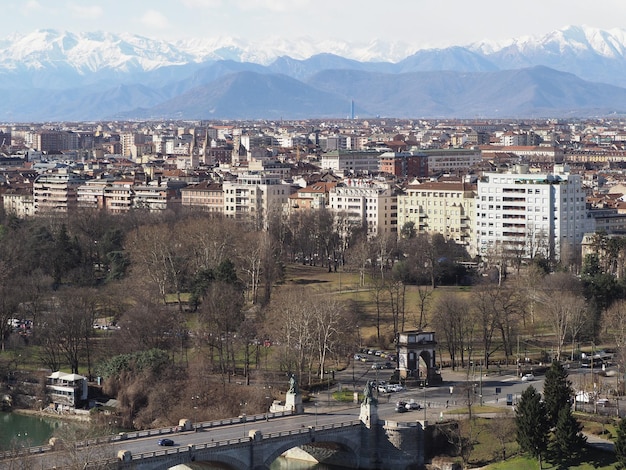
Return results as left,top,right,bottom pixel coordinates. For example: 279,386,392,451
0,411,60,451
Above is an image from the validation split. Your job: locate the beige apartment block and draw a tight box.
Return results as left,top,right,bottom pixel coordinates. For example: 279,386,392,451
181,181,224,213
397,180,476,255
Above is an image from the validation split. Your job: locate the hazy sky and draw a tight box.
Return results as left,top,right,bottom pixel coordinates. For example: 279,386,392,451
6,0,626,47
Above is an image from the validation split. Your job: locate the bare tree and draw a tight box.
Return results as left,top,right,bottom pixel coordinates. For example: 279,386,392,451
490,413,516,461
39,287,98,374
265,287,315,383
603,299,626,377
431,294,473,369
125,223,190,309
415,284,433,331
311,295,354,380
345,236,370,288
541,273,587,361
197,281,245,387
0,261,20,353
472,283,523,368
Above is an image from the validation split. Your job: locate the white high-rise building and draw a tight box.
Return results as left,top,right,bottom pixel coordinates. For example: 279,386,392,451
223,173,292,230
475,164,590,261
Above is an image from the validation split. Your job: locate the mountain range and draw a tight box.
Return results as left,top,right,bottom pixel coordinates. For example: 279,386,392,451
4,26,626,121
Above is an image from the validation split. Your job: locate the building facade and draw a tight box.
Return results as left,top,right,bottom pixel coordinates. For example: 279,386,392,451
397,180,476,255
328,181,397,239
319,150,383,175
223,173,292,229
475,164,590,261
33,169,85,214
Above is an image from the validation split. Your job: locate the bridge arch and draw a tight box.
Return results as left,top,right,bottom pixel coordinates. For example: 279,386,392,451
183,446,249,470
262,432,360,469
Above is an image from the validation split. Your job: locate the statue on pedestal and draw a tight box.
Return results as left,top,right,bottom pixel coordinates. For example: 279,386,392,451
363,380,377,405
288,373,299,395
283,373,303,414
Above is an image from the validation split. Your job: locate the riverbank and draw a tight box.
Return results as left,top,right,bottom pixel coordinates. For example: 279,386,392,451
12,407,91,422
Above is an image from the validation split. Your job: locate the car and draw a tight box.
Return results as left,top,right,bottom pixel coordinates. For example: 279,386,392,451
158,438,174,446
597,398,610,407
405,400,421,410
521,373,535,382
394,401,408,412
384,362,393,369
389,384,404,392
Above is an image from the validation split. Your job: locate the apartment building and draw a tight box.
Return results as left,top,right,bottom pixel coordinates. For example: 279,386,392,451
397,179,477,255
420,148,483,175
319,150,383,175
180,181,224,214
480,145,563,163
133,184,170,211
475,164,590,261
33,130,80,152
77,179,109,210
223,173,292,229
33,169,85,214
288,182,337,213
328,180,397,239
2,186,34,218
379,151,428,178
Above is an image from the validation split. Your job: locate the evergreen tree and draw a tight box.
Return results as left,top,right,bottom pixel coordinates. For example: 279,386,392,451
616,417,626,469
516,385,550,468
543,360,573,427
549,406,586,466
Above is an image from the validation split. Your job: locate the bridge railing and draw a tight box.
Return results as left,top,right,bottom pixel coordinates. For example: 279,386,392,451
0,444,53,460
84,419,362,468
0,410,296,460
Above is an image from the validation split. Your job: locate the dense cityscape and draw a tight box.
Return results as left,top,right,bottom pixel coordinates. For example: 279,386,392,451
1,117,626,263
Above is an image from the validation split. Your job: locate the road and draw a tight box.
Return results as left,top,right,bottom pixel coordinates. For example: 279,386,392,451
10,357,618,468
330,354,545,419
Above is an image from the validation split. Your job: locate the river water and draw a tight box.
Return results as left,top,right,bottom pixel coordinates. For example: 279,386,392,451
0,411,61,451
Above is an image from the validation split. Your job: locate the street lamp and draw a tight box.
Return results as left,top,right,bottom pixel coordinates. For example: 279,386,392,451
314,401,318,427
240,401,247,439
191,395,200,431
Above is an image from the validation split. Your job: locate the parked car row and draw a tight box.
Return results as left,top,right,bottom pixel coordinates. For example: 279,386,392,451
378,382,404,393
371,361,394,370
359,349,397,362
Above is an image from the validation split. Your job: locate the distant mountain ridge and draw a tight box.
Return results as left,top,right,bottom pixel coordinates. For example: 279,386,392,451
4,26,626,121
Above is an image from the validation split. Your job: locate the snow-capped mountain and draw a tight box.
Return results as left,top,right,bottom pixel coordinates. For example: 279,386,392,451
4,25,626,82
3,25,626,121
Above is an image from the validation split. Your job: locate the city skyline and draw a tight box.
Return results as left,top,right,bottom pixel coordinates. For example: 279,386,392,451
5,0,626,50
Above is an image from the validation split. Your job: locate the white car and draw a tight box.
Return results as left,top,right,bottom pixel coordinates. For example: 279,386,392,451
597,398,610,407
521,373,535,382
405,400,421,410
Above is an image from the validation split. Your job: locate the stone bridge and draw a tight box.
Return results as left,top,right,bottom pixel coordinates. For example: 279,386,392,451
1,401,429,469
109,417,425,470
